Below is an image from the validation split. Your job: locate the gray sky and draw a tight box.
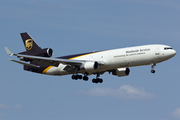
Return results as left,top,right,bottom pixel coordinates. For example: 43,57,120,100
0,0,180,120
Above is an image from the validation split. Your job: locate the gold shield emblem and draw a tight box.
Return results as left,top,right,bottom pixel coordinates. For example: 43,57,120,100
25,39,33,50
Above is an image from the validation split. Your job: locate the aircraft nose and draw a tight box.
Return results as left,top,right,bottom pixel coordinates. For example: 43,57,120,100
162,49,176,59
172,49,176,57
169,49,176,58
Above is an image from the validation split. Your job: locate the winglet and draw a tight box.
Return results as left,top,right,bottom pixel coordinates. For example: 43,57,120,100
4,47,16,56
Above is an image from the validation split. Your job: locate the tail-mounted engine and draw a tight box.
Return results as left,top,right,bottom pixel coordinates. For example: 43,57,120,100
40,48,53,57
19,48,53,62
112,68,130,77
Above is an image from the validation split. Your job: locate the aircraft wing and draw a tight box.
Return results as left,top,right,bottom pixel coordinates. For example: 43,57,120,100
5,47,104,67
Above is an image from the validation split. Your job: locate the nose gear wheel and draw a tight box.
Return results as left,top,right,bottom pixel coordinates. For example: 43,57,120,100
151,64,156,73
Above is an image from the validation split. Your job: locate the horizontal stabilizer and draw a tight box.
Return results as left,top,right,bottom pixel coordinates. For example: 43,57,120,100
9,59,40,68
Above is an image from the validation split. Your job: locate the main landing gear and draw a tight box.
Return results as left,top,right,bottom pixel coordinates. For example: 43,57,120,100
71,73,103,84
71,67,89,81
151,64,156,73
71,74,89,81
92,78,103,84
92,73,103,84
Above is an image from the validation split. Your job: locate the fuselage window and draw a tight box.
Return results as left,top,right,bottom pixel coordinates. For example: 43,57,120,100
164,47,173,50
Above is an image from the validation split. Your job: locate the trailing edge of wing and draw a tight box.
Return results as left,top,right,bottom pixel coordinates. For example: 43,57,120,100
9,59,40,68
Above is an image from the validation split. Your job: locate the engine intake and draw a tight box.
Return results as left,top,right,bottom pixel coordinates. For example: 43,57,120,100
40,48,53,57
112,68,130,77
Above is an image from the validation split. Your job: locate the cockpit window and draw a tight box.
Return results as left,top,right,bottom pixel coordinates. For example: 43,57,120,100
164,47,173,50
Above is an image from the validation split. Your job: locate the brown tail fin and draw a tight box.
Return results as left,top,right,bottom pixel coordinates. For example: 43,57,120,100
20,32,42,52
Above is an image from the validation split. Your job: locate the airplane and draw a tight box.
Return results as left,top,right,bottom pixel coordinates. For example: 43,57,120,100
5,32,176,83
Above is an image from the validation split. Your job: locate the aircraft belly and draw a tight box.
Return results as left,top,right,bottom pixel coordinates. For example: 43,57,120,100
45,66,61,75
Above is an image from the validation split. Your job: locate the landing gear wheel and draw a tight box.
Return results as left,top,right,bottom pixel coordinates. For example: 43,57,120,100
151,64,156,74
151,70,155,73
74,75,78,80
92,79,98,84
99,79,103,83
92,78,103,84
83,76,89,81
72,75,75,79
77,75,82,80
72,75,83,80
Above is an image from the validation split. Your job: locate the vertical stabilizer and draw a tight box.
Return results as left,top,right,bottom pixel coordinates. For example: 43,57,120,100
20,32,42,52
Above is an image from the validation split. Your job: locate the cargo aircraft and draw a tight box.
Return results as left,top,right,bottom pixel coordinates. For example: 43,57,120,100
5,33,176,83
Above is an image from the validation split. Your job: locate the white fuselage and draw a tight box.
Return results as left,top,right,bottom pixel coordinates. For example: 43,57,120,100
45,44,176,76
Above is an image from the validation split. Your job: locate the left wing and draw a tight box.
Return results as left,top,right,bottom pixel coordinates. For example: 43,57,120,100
5,47,104,67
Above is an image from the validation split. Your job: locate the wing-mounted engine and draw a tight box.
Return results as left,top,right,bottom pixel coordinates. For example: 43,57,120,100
81,61,99,71
112,68,130,77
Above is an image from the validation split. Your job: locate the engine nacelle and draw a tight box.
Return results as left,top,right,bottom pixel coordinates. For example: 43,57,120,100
81,61,99,71
40,48,53,57
112,68,130,77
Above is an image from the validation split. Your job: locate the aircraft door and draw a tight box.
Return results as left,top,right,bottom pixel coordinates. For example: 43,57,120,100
155,48,160,60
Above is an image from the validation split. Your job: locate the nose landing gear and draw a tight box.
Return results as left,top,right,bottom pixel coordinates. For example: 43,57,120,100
151,64,156,73
151,70,155,73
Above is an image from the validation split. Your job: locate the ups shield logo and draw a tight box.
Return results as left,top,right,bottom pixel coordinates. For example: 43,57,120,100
25,39,33,50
